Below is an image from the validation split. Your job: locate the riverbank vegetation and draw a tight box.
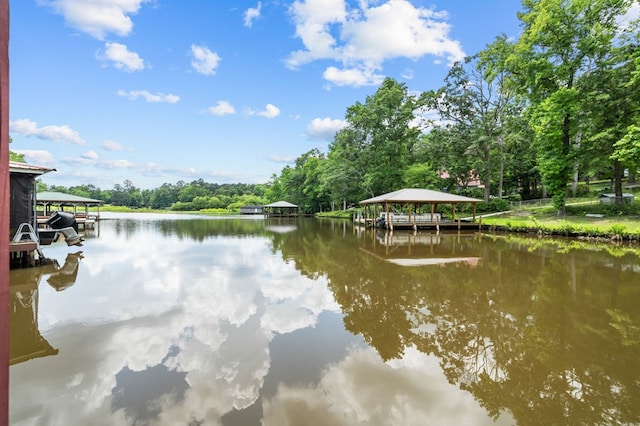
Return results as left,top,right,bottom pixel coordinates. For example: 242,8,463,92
480,203,640,242
32,1,640,224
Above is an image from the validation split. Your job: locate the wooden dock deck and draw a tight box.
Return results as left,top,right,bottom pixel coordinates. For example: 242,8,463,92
37,213,99,229
354,214,481,231
9,241,39,268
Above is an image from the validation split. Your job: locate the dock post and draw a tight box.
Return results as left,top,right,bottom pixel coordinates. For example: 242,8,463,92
1,0,10,421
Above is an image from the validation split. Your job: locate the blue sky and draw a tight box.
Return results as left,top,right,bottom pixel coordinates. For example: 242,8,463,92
9,0,523,190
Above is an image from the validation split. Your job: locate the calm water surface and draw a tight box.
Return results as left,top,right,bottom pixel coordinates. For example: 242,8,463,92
9,213,640,425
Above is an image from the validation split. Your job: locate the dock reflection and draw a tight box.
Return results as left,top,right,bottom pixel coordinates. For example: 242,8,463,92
9,252,83,365
357,227,482,266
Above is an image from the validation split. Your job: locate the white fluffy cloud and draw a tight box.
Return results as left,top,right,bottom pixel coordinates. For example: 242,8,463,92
247,104,281,119
323,66,384,87
117,90,180,103
43,0,150,39
287,0,465,87
81,150,99,160
10,118,86,145
191,44,221,76
98,42,145,72
306,117,346,140
101,140,126,152
13,149,57,165
244,2,262,27
208,101,236,116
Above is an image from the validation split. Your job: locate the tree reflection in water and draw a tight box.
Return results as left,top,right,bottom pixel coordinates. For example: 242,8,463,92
320,228,640,425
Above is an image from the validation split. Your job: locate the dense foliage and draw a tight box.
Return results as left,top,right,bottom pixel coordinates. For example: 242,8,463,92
38,179,269,212
35,1,640,215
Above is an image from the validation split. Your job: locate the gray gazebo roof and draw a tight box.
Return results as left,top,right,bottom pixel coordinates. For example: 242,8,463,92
264,201,299,208
361,188,481,205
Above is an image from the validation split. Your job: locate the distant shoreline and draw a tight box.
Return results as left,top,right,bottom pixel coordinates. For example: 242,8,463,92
93,205,640,242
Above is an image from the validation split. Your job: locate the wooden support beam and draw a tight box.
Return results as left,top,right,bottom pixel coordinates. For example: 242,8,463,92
1,0,10,422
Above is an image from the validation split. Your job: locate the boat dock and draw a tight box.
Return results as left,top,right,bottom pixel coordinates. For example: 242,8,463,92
356,188,483,231
37,213,99,230
354,213,481,231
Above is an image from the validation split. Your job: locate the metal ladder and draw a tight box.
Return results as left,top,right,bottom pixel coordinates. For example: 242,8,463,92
13,222,46,260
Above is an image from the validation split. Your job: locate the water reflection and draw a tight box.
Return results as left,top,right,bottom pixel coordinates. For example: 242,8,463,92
9,213,640,425
9,252,83,365
358,227,482,266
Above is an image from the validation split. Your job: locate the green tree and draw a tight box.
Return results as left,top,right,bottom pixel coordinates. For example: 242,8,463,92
402,162,440,189
418,124,476,192
9,151,24,162
111,180,143,207
265,169,292,204
8,137,25,162
178,180,210,203
428,53,518,201
270,149,329,214
150,183,177,209
506,0,635,214
606,31,640,193
342,77,423,197
323,128,367,209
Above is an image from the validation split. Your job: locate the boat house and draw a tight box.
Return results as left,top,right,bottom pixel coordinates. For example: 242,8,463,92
9,162,55,266
240,205,264,215
36,191,103,228
9,162,55,237
263,201,299,217
356,188,482,230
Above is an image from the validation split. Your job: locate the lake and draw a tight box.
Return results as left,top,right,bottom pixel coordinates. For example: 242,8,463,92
9,213,640,425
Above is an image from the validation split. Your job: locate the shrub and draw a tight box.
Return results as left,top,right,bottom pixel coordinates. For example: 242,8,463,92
566,183,591,197
601,202,640,216
609,224,626,236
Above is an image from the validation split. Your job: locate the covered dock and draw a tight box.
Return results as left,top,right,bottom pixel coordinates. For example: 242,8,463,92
356,188,483,231
36,191,103,229
263,201,299,217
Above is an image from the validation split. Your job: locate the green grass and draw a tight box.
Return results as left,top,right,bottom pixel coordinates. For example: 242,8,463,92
480,208,640,241
316,209,355,219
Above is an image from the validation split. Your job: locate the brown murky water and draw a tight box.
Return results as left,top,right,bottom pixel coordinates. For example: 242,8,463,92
9,213,640,425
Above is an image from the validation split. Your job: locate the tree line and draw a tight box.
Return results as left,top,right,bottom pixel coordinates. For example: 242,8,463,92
269,0,640,216
38,179,270,211
35,1,640,215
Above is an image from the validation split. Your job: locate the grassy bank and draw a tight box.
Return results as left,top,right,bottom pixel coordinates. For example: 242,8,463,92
318,202,640,242
480,205,640,242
